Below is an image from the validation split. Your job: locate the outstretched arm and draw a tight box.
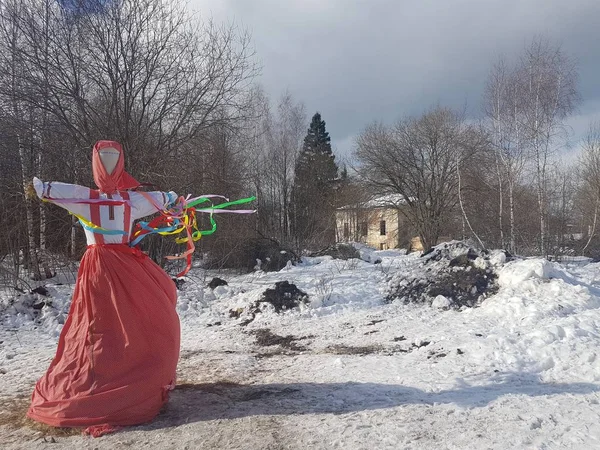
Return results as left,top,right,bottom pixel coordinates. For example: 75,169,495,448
33,177,91,200
33,177,92,217
130,191,178,220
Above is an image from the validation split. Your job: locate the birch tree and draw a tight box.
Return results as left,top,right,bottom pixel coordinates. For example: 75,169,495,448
482,39,578,255
0,0,45,279
546,161,577,256
483,57,509,249
519,38,578,255
579,123,600,255
263,93,306,245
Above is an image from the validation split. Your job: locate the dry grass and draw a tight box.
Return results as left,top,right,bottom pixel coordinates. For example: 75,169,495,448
0,396,81,437
0,397,29,428
0,380,244,438
175,379,242,394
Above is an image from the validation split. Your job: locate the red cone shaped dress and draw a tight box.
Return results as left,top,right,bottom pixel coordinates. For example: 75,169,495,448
27,141,180,434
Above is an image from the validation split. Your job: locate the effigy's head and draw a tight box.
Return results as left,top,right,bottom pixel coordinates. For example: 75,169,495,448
99,146,120,175
92,140,139,193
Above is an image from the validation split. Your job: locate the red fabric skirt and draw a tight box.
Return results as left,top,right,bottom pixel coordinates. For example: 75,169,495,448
27,245,180,430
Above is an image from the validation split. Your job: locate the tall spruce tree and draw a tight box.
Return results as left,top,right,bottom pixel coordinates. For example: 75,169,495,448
291,112,338,250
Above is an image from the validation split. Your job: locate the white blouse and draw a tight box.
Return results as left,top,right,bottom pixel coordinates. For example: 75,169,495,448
34,177,177,245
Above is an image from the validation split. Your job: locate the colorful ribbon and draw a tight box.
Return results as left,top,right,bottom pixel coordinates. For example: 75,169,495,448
130,195,256,277
77,214,128,235
45,197,132,206
40,197,128,235
42,191,256,277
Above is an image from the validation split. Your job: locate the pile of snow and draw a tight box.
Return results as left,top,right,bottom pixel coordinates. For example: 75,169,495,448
461,257,600,382
1,284,74,337
497,258,568,288
346,242,385,264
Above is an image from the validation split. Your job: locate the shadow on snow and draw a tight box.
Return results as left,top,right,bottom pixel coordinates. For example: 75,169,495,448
139,371,600,430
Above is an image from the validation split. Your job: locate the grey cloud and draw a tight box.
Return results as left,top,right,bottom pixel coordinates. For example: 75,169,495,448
191,0,600,158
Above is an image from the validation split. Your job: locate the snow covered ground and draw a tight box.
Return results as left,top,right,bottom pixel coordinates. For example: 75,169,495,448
2,244,600,449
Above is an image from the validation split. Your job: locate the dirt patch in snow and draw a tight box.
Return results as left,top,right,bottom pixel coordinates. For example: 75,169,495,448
0,397,29,429
325,344,385,355
175,380,242,394
324,339,433,356
171,381,301,403
251,328,308,351
231,281,309,325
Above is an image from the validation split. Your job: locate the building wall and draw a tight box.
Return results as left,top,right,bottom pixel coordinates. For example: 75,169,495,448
336,207,400,250
336,207,455,252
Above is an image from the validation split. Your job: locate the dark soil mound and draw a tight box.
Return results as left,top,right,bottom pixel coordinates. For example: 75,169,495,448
208,277,228,290
386,241,500,309
230,281,310,326
258,281,309,312
172,278,186,290
428,266,497,308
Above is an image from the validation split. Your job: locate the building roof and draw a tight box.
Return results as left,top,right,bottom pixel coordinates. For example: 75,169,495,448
338,194,405,210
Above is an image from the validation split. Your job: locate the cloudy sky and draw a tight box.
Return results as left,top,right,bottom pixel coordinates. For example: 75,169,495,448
191,0,600,160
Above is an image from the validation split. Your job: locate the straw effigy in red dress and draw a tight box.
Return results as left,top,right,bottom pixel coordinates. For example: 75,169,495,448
27,141,180,436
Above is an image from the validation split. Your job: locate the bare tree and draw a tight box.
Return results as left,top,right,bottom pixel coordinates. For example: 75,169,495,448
546,160,577,256
246,90,306,247
0,0,45,279
578,123,600,256
482,39,578,255
483,57,509,249
456,130,485,249
519,37,579,255
355,107,482,251
2,0,258,168
264,92,306,245
0,0,259,273
482,58,529,254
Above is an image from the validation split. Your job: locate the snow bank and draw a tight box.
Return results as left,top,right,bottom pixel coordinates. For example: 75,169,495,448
3,244,600,448
498,258,560,288
464,257,600,382
1,284,73,337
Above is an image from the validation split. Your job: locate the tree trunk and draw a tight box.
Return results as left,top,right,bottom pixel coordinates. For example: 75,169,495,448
457,154,485,249
582,196,598,256
495,154,504,248
18,138,42,280
509,179,516,254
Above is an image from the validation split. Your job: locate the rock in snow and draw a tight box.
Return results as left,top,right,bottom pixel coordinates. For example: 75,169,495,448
432,294,452,309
